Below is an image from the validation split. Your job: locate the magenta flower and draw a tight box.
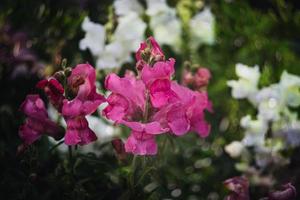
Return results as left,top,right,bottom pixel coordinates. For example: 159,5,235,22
64,116,97,145
122,121,169,155
19,94,63,145
141,58,176,108
62,63,105,146
154,82,211,137
103,36,212,155
103,73,145,122
36,78,65,112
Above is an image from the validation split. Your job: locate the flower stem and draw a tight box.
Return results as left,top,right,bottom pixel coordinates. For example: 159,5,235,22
143,91,149,122
129,155,138,195
48,140,64,152
68,146,75,177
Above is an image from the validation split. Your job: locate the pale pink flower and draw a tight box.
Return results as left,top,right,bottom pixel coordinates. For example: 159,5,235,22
122,121,168,155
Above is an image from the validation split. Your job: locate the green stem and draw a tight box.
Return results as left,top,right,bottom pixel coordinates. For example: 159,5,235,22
129,155,138,195
143,91,149,123
48,140,64,152
68,146,74,177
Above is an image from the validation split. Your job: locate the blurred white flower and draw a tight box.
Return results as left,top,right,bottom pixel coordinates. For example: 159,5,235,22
225,141,244,158
279,71,300,107
241,115,268,146
80,1,146,70
255,85,282,121
114,0,143,16
190,8,215,48
96,13,146,69
146,0,182,50
227,63,260,100
113,13,146,52
79,17,106,56
146,0,170,16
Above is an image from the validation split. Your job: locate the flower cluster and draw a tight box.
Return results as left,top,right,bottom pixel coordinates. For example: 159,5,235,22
19,63,106,147
79,0,215,69
19,37,211,156
103,37,212,155
226,63,300,168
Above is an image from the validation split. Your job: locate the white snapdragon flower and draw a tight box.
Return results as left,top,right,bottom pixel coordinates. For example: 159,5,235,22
227,63,260,100
279,71,300,107
114,0,143,16
80,0,146,70
113,13,146,52
146,0,182,51
96,13,146,69
241,115,268,146
189,7,215,48
79,17,106,56
225,141,245,158
255,85,282,121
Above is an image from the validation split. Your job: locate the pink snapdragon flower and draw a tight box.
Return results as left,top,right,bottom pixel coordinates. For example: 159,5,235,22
103,73,145,122
195,68,211,88
62,63,105,145
122,121,169,155
141,58,177,108
183,67,211,90
19,94,63,145
153,82,211,137
104,36,212,155
36,78,65,112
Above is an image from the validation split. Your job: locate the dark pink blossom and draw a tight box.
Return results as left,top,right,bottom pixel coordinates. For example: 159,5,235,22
64,116,97,145
62,63,105,146
112,138,127,161
19,95,63,145
36,78,65,112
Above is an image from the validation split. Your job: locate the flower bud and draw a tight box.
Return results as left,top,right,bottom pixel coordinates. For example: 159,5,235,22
112,138,127,161
53,71,65,83
64,67,72,77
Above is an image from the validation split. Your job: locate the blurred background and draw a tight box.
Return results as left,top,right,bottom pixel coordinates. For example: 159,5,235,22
0,0,300,199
